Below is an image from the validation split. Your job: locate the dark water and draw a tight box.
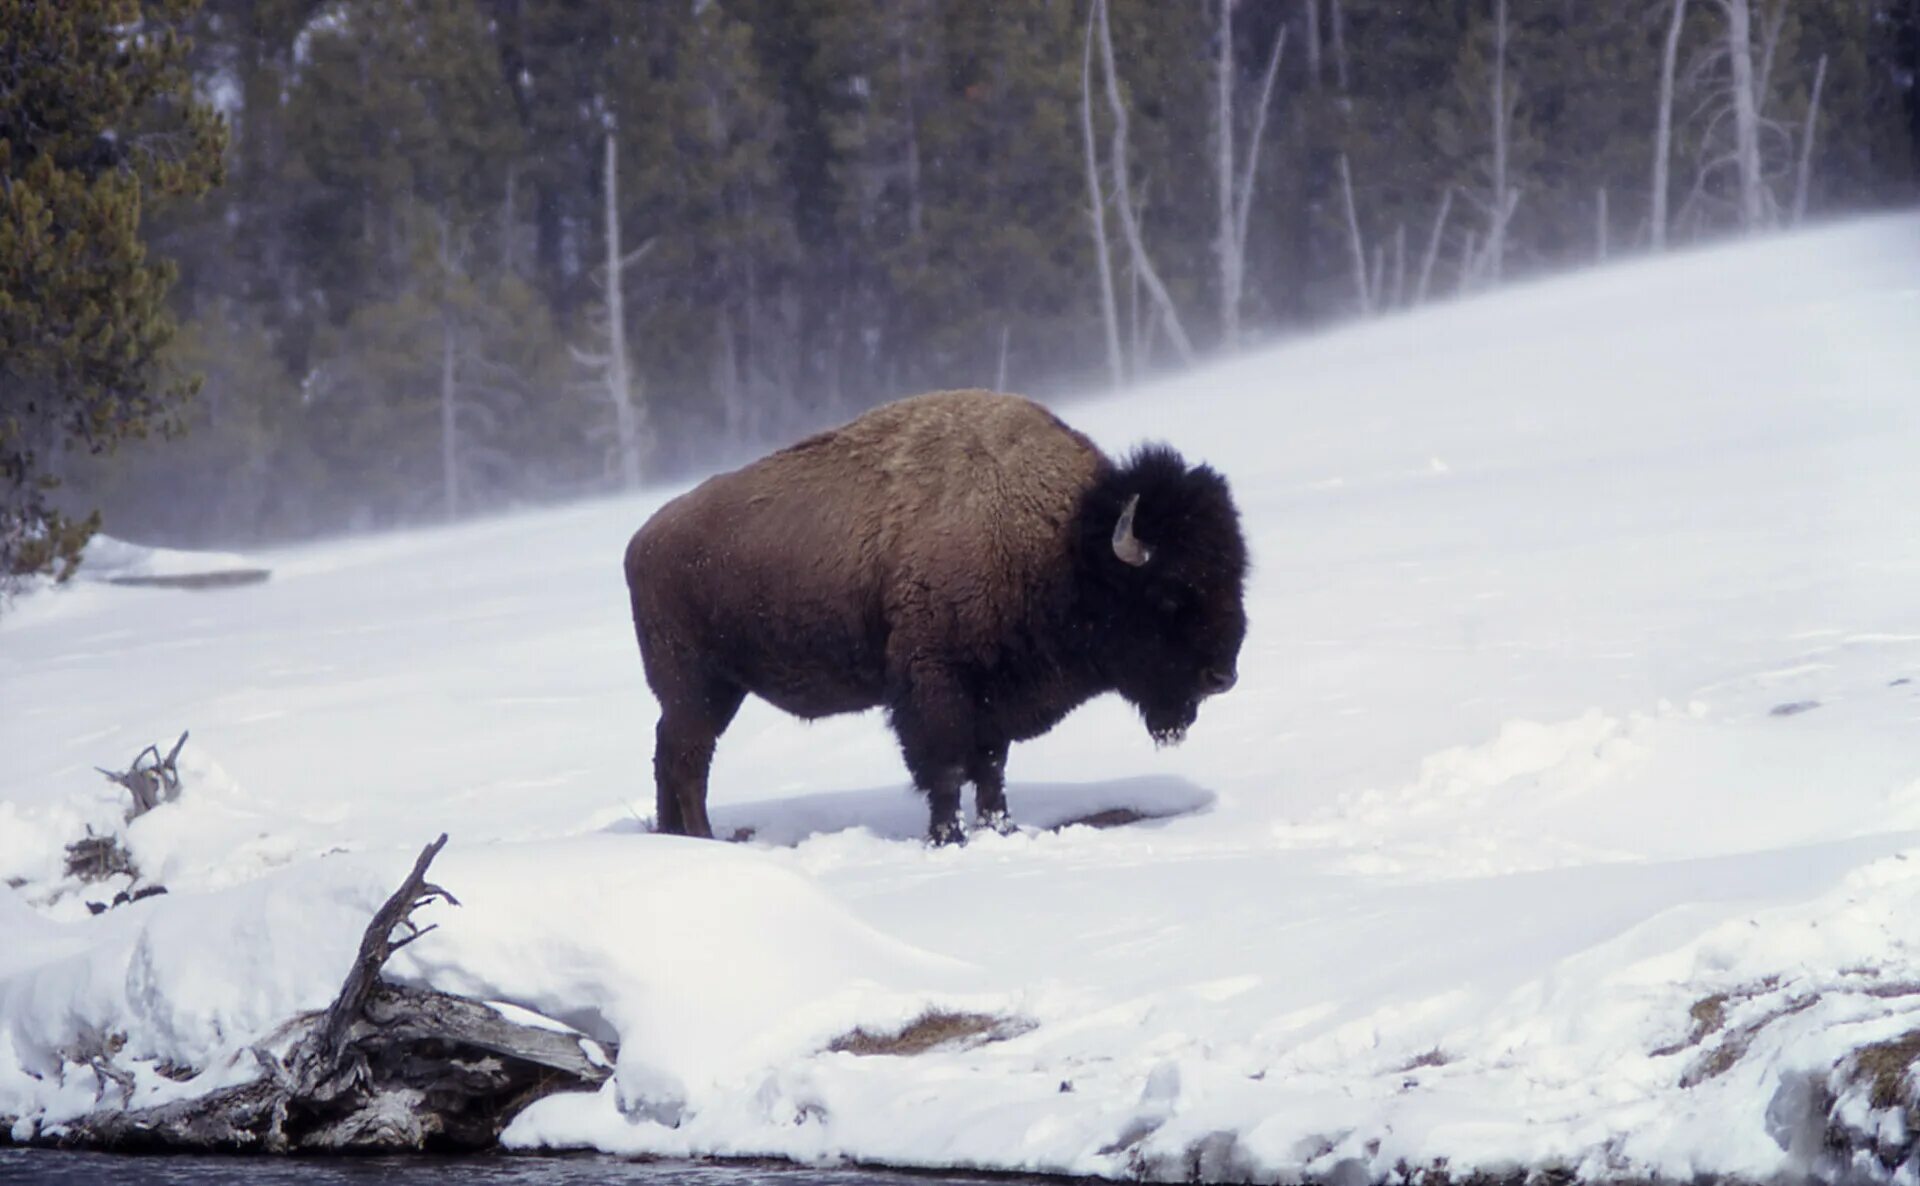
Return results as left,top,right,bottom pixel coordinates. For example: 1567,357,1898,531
0,1149,1068,1185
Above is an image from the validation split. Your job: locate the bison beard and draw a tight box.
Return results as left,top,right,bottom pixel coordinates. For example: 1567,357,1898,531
625,390,1248,845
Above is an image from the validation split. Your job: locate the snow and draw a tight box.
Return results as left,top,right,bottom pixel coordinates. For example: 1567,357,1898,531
5,214,1920,1178
70,535,263,585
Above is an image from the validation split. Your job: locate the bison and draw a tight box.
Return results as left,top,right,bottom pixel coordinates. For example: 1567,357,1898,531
624,389,1248,845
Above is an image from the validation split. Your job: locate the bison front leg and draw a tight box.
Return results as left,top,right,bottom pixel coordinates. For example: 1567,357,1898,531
889,664,975,847
968,738,1016,835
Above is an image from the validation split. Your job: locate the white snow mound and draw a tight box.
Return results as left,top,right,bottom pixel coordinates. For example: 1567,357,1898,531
5,215,1920,1179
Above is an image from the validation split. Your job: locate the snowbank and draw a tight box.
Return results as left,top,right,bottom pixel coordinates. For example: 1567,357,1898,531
74,536,268,586
6,216,1920,1179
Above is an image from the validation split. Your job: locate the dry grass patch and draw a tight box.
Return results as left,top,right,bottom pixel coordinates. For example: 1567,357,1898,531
1846,1029,1920,1109
827,1010,1031,1057
1651,993,1729,1058
1397,1048,1451,1073
1677,993,1815,1087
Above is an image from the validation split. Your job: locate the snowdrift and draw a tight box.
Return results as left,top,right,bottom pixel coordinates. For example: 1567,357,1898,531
5,215,1920,1181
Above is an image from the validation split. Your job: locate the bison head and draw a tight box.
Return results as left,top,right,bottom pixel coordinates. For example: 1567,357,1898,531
1078,445,1249,746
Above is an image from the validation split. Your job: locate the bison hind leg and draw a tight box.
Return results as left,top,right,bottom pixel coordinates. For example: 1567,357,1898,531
656,771,684,834
652,676,746,840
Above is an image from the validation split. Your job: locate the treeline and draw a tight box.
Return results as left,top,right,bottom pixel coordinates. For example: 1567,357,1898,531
60,0,1920,547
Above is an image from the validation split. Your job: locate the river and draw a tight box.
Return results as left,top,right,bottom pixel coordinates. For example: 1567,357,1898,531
0,1149,1071,1184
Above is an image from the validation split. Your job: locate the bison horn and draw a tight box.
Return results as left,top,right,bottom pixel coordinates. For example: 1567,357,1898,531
1112,494,1152,567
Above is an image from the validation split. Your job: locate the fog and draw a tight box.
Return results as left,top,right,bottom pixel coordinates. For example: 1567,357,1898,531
35,0,1920,552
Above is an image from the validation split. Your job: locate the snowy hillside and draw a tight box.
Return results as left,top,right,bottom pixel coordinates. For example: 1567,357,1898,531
6,215,1920,1181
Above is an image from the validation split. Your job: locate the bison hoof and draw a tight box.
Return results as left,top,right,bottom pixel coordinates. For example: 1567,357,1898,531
976,809,1017,836
928,820,967,847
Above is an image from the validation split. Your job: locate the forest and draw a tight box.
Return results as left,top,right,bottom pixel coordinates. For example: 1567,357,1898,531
4,0,1917,561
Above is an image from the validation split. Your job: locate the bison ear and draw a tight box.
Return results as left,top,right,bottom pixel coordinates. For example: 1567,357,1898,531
1111,494,1152,567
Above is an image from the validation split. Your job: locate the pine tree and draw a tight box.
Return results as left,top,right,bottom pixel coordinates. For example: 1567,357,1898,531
0,0,226,583
284,0,559,529
607,0,797,451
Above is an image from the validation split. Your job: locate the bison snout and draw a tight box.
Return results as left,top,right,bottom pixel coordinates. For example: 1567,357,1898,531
1202,666,1238,695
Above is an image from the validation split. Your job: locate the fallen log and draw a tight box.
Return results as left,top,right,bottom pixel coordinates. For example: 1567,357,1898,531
106,569,271,590
39,834,613,1153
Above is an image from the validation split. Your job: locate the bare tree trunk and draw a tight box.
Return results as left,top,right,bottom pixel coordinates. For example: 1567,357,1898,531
1391,222,1407,309
717,307,744,442
1081,6,1125,386
1237,25,1286,319
899,39,925,243
995,324,1011,391
603,131,644,488
1337,153,1371,314
1457,229,1480,295
1095,0,1195,361
440,316,459,520
500,166,518,275
1487,0,1512,282
1792,53,1827,225
1722,0,1767,231
1215,4,1288,349
1330,0,1349,93
1214,0,1238,347
1755,0,1787,113
1305,0,1322,89
1596,186,1609,261
436,218,461,520
1414,186,1453,305
1128,253,1146,376
1651,0,1688,251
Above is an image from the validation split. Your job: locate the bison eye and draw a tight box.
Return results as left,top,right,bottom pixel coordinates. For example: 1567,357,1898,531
1157,594,1182,615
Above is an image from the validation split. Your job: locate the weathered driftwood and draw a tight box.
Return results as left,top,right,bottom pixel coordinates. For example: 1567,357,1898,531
42,834,613,1153
107,569,271,590
96,731,188,818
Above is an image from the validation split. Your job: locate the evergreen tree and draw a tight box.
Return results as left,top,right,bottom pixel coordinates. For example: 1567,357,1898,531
0,0,226,582
608,0,797,452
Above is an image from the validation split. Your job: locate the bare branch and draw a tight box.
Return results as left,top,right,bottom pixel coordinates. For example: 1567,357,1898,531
1486,0,1514,281
1233,25,1288,268
1791,54,1827,225
1390,222,1407,309
1414,186,1453,306
1337,153,1371,315
1754,0,1787,115
97,732,188,819
294,834,456,1088
1456,228,1480,295
617,240,656,273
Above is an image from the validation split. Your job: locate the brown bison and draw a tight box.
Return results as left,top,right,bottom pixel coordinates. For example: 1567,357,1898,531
624,389,1248,844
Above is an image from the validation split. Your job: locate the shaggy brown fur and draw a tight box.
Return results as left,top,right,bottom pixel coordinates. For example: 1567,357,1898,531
626,389,1247,844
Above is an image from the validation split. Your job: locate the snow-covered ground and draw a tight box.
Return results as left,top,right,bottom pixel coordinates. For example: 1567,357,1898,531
5,215,1920,1181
